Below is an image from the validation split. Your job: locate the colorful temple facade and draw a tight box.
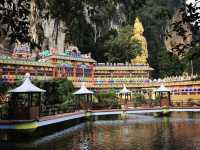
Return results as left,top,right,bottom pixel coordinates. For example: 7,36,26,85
0,47,153,89
0,45,96,86
0,17,200,104
94,63,152,89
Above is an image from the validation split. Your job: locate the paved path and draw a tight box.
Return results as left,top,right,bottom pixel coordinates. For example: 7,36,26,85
38,107,200,127
2,107,200,130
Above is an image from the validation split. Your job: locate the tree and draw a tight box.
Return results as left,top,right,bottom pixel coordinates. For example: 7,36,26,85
183,45,200,75
0,0,31,44
156,47,185,78
104,25,142,63
134,0,183,78
35,79,74,105
168,0,200,55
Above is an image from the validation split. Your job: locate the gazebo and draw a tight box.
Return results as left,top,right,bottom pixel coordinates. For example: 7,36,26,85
9,73,45,120
155,84,171,107
119,84,132,109
73,82,93,110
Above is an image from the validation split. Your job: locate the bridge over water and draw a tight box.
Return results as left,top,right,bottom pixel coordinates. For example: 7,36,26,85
38,107,200,127
91,107,200,116
1,107,200,130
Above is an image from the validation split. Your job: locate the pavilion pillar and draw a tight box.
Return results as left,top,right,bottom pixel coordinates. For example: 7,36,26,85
39,93,41,116
160,93,163,107
168,92,172,106
126,94,128,109
120,94,122,106
124,94,126,109
28,93,32,109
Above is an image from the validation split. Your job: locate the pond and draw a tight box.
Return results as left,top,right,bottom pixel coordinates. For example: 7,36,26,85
1,112,200,150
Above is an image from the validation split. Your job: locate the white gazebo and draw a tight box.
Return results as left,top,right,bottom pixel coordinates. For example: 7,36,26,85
9,73,46,93
9,73,46,120
73,82,93,110
155,84,170,93
118,84,132,109
155,84,171,107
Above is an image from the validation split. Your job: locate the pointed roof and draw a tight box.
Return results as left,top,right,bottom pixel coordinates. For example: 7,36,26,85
119,84,132,94
155,84,170,92
73,82,93,95
9,73,46,93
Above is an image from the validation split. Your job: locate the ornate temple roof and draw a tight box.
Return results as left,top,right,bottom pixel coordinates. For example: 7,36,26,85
39,50,96,63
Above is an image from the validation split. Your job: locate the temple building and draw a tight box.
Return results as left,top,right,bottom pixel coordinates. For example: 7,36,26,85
94,63,152,90
0,45,96,86
39,46,96,87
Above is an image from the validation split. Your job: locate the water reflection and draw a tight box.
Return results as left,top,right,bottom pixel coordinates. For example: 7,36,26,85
1,112,200,150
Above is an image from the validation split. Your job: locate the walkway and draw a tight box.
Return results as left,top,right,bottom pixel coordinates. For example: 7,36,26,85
1,107,200,130
91,107,200,116
38,107,200,127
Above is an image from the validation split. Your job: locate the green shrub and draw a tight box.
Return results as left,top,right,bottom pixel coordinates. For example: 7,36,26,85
93,90,120,109
35,79,75,105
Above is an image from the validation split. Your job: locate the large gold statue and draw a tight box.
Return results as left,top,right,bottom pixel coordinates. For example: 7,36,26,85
131,17,148,64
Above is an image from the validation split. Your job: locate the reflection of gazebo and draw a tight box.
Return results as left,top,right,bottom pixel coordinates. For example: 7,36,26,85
9,73,45,120
73,83,93,110
119,84,132,109
155,84,171,107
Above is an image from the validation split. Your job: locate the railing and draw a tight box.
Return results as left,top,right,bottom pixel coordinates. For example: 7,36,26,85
0,58,51,66
40,104,80,117
96,63,150,67
172,99,200,107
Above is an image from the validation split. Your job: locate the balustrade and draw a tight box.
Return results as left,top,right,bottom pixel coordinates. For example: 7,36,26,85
40,104,79,117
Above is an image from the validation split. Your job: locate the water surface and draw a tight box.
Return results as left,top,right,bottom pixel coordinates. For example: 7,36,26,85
1,112,200,150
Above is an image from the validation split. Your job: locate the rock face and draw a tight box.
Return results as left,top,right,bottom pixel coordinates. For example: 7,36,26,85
29,0,127,52
165,9,193,57
30,0,66,52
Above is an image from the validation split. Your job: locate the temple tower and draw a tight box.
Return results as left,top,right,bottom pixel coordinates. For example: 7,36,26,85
12,42,31,59
131,17,148,64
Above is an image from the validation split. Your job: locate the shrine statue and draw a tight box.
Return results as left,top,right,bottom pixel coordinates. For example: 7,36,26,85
131,17,148,64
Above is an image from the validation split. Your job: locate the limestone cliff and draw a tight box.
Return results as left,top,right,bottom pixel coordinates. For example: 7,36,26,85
29,0,126,52
165,9,193,57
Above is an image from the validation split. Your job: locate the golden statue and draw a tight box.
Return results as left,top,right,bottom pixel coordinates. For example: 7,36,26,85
131,17,148,64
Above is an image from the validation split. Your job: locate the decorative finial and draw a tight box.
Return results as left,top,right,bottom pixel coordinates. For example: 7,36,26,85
25,73,30,78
